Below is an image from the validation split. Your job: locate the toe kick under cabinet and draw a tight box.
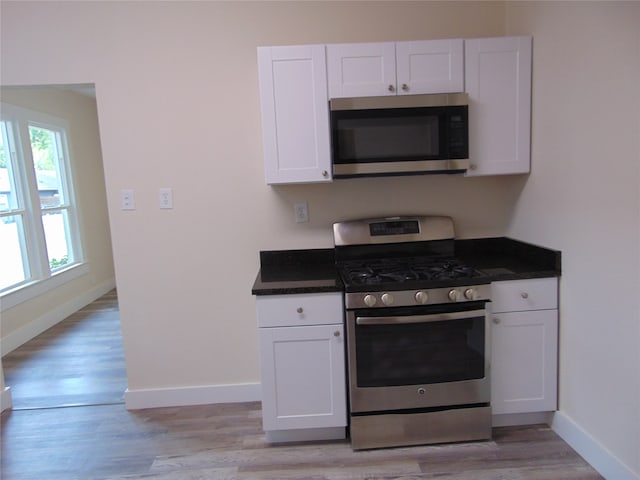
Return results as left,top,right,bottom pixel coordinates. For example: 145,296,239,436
490,277,558,423
256,292,347,443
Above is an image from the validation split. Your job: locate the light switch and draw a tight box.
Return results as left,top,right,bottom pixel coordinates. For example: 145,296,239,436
121,189,135,210
159,188,173,209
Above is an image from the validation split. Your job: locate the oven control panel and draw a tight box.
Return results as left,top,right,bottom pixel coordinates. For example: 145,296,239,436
345,284,491,309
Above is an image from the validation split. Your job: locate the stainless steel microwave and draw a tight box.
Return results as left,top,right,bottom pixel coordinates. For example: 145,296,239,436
330,93,469,178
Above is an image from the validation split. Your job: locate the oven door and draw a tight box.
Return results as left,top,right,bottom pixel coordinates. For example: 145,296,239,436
346,302,490,413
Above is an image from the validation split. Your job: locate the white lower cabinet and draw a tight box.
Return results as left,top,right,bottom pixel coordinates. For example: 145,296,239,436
490,278,558,417
257,293,347,442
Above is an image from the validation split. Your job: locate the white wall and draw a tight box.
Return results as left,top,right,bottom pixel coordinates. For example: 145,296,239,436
506,2,640,477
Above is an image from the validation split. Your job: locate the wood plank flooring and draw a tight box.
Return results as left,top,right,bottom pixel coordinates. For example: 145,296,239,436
1,291,604,480
2,289,126,409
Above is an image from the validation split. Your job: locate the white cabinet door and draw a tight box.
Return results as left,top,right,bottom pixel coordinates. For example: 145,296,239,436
326,42,397,98
257,45,332,184
491,309,558,414
259,324,347,431
327,40,464,98
465,36,532,176
396,39,464,95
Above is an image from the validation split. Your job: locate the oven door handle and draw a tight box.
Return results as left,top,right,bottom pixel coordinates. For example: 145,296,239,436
356,309,486,325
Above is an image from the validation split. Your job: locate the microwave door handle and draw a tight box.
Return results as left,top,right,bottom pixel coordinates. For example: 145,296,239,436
356,309,485,326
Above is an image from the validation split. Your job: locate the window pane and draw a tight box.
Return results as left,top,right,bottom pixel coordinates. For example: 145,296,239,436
1,121,18,213
42,210,72,270
29,125,64,208
0,214,29,290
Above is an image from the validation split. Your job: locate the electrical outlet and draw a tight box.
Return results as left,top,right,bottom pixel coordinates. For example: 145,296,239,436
159,188,173,209
121,189,135,210
294,202,309,223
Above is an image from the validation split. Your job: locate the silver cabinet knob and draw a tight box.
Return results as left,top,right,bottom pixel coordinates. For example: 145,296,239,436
469,164,478,170
296,307,303,314
363,294,377,307
415,290,429,304
333,330,340,337
521,292,529,299
388,84,395,92
381,293,394,306
322,170,328,177
493,317,501,324
401,83,409,92
448,289,459,301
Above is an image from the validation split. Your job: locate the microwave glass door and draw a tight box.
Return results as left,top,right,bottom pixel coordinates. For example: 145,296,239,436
332,104,471,164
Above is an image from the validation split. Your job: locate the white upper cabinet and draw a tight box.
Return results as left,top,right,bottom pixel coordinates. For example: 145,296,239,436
465,36,532,176
326,42,397,98
327,39,464,99
395,39,464,95
257,45,332,184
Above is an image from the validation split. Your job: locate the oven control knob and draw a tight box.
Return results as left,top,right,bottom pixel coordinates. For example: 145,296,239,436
415,290,429,304
448,289,459,301
464,288,476,300
363,294,377,307
381,293,394,305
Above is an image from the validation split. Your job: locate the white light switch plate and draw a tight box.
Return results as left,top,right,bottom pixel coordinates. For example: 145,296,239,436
159,188,173,209
121,189,135,210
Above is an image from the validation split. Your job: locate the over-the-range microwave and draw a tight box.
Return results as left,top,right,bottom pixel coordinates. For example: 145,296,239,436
330,93,469,178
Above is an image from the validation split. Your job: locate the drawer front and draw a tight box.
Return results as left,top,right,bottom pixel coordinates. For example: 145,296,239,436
257,292,343,328
491,278,558,313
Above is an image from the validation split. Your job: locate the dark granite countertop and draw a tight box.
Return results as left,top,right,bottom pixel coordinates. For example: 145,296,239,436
252,238,561,296
455,237,561,281
252,248,343,295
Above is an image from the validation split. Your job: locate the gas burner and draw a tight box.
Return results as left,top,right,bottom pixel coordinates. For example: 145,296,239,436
340,256,483,287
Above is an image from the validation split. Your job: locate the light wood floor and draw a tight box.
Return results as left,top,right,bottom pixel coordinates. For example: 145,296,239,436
1,291,604,480
2,289,126,409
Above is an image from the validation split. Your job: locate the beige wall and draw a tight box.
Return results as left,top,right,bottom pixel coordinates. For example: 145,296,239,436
0,86,115,341
505,2,640,476
3,1,638,477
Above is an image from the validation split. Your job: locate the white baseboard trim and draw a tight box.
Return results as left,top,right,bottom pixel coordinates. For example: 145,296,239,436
552,411,639,480
1,386,12,412
124,382,262,410
1,278,116,356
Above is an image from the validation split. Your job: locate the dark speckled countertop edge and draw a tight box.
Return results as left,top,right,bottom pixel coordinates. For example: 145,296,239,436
252,239,561,296
252,248,343,295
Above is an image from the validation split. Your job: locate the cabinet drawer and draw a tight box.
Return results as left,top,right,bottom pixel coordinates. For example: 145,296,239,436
491,278,558,313
256,292,343,328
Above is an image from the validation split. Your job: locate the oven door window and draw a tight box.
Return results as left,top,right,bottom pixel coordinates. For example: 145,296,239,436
354,313,485,387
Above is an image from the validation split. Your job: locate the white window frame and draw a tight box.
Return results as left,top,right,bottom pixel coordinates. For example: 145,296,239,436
1,103,87,310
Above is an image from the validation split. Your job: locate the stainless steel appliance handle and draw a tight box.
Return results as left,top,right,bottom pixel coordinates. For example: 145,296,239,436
356,309,485,326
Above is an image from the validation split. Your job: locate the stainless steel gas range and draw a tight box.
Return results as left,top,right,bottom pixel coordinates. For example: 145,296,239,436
334,215,492,450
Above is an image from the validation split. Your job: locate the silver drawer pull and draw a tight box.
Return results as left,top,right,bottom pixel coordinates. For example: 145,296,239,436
521,292,529,299
296,307,303,314
333,330,340,337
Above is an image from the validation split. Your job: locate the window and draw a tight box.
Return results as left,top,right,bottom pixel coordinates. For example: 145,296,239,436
0,104,84,296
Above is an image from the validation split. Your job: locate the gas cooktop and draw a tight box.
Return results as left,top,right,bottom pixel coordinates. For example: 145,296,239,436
337,255,488,293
